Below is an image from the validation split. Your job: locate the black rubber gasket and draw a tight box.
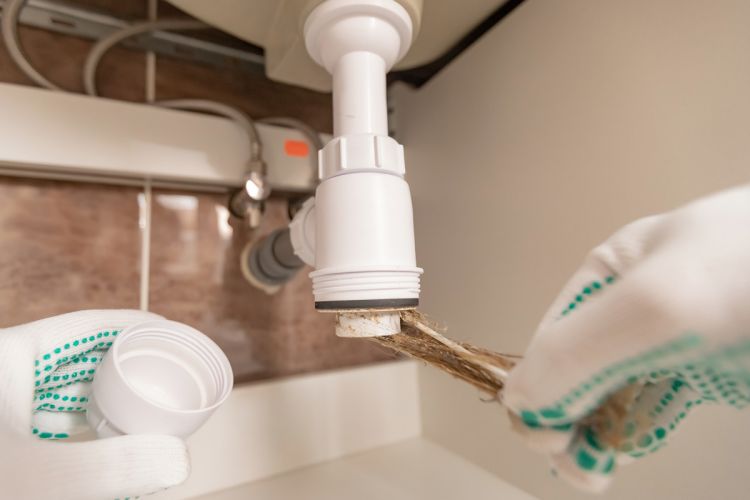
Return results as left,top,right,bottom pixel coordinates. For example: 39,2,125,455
315,298,419,311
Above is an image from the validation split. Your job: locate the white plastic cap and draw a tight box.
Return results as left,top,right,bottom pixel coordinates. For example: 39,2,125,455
86,320,233,438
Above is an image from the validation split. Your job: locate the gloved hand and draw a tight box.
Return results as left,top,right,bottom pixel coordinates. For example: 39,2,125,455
503,185,750,492
0,310,190,500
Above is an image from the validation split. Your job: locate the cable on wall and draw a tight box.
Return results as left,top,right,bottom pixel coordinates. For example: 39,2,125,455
1,0,65,91
2,0,323,224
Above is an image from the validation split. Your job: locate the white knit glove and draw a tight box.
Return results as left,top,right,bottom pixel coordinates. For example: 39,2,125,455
0,310,190,500
503,185,750,492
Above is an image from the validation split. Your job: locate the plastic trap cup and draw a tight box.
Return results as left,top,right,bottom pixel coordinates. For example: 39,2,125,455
86,320,233,438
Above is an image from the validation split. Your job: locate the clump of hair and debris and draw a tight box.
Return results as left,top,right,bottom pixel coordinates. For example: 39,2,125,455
361,309,642,448
369,310,517,394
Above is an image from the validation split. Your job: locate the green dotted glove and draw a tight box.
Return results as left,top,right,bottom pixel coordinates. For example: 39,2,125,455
32,326,117,438
0,310,189,500
503,185,750,491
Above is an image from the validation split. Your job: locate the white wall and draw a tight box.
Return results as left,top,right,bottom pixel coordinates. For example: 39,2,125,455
393,0,750,498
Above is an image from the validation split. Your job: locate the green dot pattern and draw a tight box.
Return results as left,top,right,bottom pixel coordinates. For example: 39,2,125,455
569,426,617,476
515,272,750,477
521,334,750,475
32,428,69,440
521,333,703,427
30,330,120,439
560,275,618,317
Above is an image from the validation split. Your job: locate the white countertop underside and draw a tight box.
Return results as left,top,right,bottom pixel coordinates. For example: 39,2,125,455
194,438,536,500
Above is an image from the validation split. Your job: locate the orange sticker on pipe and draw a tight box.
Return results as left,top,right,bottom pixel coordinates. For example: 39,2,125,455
284,140,310,157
